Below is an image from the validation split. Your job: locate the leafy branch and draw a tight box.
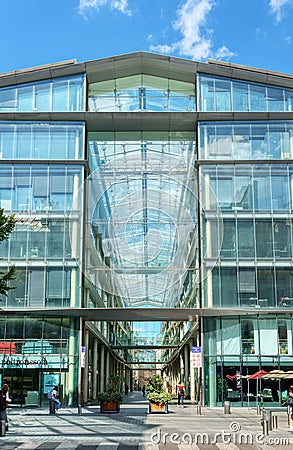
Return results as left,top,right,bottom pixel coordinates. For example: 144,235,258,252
0,208,16,298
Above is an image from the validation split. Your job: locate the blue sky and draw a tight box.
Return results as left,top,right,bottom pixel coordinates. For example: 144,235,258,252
1,0,293,74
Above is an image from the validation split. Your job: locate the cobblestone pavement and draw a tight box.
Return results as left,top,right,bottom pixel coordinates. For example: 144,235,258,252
0,392,293,449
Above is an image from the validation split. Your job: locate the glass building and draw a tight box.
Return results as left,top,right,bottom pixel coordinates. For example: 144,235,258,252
0,53,293,407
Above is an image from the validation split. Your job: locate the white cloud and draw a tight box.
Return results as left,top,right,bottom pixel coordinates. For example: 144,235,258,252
149,0,235,61
78,0,131,17
269,0,293,22
173,0,214,59
214,45,236,60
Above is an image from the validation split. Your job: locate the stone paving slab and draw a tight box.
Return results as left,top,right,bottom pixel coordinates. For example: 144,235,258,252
0,393,292,449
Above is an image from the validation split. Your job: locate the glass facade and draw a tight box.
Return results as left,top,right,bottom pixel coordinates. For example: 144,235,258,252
199,122,293,160
200,164,292,212
199,71,293,406
88,75,195,112
0,122,84,160
2,54,293,409
198,74,293,112
204,315,293,406
0,316,79,406
86,131,196,307
0,73,85,406
0,74,85,112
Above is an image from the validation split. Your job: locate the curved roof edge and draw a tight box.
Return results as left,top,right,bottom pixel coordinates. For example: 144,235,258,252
206,58,293,80
0,51,293,88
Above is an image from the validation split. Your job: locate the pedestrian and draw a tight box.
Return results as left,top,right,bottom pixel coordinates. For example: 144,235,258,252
142,385,146,397
48,386,61,414
177,383,186,408
1,384,11,430
0,389,7,431
286,385,293,420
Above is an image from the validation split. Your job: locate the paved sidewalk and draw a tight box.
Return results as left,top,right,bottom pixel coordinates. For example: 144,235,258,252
0,392,292,449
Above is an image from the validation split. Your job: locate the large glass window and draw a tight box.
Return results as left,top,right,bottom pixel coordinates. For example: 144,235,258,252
257,269,275,308
237,220,254,258
221,269,237,306
273,219,291,258
46,269,70,307
1,268,76,308
220,220,236,258
198,74,293,112
88,75,195,112
0,122,84,160
199,121,293,160
276,269,293,307
0,74,85,112
0,164,83,214
201,165,293,213
255,220,273,258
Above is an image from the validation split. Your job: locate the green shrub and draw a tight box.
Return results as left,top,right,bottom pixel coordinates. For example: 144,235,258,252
146,374,172,405
97,375,124,403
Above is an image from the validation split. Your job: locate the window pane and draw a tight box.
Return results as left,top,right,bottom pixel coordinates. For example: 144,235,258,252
232,81,249,111
35,82,51,111
250,85,266,111
237,221,254,258
255,220,273,257
52,79,68,111
18,85,33,111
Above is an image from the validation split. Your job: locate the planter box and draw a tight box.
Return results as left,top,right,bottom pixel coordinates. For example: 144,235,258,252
100,401,120,413
149,402,168,413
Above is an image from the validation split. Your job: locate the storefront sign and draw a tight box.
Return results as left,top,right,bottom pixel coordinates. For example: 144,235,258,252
0,354,68,369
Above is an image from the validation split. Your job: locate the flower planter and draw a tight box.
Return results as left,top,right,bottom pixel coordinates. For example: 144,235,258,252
100,401,120,413
149,401,168,413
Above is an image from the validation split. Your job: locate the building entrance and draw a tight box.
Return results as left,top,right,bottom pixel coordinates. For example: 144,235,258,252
3,369,39,406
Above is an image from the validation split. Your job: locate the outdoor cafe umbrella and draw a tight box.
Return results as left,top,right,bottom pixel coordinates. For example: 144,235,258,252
261,370,293,403
247,370,268,407
261,370,286,380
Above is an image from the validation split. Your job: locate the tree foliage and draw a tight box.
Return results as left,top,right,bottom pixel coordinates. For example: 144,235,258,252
0,208,16,297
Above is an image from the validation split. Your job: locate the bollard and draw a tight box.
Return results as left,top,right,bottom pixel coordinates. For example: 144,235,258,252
272,415,278,429
262,419,269,436
0,420,6,437
256,405,261,415
196,403,202,415
263,409,272,431
78,404,82,415
287,406,291,425
224,400,231,414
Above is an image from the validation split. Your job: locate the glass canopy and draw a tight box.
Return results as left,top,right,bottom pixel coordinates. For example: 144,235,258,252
86,132,197,308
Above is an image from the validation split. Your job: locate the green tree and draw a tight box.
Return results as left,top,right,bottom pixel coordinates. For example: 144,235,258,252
0,208,16,297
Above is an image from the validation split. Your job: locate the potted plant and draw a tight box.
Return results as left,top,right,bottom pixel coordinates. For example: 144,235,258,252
97,375,124,413
146,374,172,413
